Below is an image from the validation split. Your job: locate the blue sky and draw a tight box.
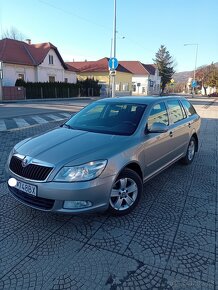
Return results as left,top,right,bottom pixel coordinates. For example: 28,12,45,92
0,0,217,72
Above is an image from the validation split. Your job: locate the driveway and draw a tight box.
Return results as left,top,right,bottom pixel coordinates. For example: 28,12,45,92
0,97,217,289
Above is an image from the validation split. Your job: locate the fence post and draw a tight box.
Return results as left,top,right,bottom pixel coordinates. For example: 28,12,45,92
55,87,57,98
68,87,70,98
24,87,26,100
41,87,43,99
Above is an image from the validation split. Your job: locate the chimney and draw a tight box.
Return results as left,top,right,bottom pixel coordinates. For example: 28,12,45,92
26,39,31,45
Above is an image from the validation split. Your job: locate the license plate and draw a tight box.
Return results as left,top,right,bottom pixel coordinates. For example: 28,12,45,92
15,180,37,196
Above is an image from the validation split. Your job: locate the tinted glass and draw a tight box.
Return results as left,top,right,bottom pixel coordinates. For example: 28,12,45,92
147,102,169,130
167,100,185,124
66,102,146,136
181,99,197,116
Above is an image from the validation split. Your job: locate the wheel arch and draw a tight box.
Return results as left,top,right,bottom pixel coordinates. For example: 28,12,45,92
192,133,199,152
122,162,143,181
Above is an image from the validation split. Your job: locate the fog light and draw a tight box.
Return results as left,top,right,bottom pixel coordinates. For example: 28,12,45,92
63,200,92,209
8,178,17,187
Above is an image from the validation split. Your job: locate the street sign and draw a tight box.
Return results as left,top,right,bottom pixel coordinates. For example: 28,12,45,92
192,80,197,88
108,57,118,70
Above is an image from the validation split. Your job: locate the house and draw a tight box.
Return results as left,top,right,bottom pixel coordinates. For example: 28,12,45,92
119,61,161,95
0,38,77,86
66,57,133,96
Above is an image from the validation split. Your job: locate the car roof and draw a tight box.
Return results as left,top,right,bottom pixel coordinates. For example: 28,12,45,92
96,96,186,105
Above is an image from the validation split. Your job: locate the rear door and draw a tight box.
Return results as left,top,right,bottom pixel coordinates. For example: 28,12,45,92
166,99,190,159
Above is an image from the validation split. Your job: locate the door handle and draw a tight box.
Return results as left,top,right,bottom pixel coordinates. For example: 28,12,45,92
169,131,173,137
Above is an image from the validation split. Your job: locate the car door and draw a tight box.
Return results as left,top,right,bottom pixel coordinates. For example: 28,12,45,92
166,99,190,159
143,102,173,180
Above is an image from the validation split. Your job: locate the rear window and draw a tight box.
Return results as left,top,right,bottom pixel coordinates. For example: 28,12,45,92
167,100,186,124
181,99,197,116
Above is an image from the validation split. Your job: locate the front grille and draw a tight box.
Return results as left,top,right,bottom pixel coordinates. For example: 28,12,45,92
9,186,54,210
9,156,53,181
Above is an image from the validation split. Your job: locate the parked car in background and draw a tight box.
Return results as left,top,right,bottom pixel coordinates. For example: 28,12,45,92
7,96,201,216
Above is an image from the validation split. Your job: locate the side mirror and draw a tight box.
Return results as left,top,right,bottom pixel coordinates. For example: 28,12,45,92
148,122,168,133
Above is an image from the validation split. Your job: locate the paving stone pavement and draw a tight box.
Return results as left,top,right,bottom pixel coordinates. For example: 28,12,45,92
0,97,217,289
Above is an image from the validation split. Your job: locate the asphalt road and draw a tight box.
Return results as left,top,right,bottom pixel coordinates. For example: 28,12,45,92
0,98,94,119
0,96,217,289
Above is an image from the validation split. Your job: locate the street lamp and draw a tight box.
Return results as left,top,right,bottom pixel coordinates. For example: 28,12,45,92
184,43,199,96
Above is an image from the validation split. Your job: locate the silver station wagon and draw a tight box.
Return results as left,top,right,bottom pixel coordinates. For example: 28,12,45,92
7,96,201,216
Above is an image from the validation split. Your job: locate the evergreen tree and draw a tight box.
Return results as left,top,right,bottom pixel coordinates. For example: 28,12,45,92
153,45,175,94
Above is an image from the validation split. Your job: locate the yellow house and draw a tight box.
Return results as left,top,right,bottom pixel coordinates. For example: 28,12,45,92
66,58,132,97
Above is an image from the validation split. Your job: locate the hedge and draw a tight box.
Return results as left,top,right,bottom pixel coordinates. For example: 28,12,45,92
15,79,101,99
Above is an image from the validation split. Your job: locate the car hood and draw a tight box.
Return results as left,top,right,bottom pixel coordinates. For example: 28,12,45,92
15,127,131,166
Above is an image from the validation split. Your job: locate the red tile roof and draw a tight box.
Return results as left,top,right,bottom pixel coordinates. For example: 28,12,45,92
0,38,70,70
66,57,131,73
120,61,156,75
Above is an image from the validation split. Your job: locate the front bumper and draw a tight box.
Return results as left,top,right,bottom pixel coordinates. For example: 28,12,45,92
8,173,116,214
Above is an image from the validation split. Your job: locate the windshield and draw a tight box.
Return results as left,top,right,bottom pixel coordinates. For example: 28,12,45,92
65,101,146,135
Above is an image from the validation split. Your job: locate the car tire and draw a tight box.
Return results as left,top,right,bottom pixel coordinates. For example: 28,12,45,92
180,136,196,165
108,168,142,216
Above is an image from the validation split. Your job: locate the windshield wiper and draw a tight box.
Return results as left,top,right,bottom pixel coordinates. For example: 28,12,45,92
61,123,73,129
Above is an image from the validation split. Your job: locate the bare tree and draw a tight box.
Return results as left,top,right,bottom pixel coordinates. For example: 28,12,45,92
196,63,218,95
1,27,26,41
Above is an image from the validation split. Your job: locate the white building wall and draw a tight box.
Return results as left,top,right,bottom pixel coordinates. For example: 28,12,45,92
132,70,161,96
37,49,76,83
201,86,217,95
64,71,77,83
149,71,161,95
2,63,35,86
38,49,65,82
132,75,149,95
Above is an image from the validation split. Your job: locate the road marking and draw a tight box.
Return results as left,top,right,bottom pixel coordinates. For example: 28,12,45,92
46,114,63,121
59,112,71,118
31,116,48,124
0,120,7,131
13,118,30,128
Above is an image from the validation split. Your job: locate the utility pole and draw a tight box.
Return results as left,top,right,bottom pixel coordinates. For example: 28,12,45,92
0,62,3,101
184,43,199,97
111,0,116,98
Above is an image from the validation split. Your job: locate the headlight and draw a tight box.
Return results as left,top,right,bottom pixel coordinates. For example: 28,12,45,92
54,160,107,182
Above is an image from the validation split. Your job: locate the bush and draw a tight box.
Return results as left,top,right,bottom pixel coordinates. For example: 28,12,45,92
15,78,26,87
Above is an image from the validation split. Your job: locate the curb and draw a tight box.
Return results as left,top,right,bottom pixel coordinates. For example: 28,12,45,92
0,96,102,104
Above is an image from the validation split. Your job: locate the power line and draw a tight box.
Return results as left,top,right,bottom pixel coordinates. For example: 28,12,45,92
38,0,111,32
38,0,151,60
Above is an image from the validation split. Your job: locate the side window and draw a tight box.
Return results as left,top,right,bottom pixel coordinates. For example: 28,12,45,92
147,102,169,130
180,101,187,118
181,99,197,116
167,100,186,124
